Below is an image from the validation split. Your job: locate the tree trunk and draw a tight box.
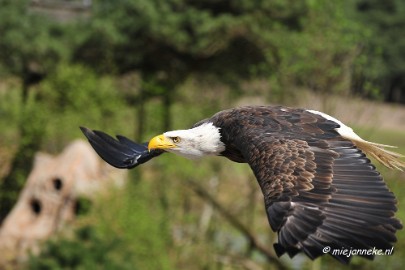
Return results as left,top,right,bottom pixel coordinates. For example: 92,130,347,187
162,89,172,131
0,83,42,224
136,88,146,141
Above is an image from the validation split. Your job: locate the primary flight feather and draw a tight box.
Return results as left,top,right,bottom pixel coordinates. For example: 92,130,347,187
81,105,404,264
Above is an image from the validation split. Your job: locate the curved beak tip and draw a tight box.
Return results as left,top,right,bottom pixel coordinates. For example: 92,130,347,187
148,134,175,151
148,135,160,151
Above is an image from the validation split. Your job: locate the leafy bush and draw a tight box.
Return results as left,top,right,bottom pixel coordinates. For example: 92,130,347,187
28,226,137,270
38,63,128,151
27,181,173,270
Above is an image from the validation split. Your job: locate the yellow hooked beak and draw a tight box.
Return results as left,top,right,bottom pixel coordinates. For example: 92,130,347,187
148,134,176,151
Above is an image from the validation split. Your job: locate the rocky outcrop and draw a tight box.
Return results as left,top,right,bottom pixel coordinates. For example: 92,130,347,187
0,140,126,265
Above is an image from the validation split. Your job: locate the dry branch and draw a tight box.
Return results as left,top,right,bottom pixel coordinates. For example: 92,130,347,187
186,179,287,270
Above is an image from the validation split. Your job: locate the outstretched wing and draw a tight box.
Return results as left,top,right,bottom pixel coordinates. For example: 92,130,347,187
213,106,402,263
80,127,164,169
246,136,401,263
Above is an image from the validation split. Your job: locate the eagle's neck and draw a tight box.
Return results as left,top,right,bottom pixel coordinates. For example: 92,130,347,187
190,122,226,155
164,122,225,159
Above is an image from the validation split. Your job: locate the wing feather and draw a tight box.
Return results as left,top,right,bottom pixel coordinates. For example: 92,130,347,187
210,106,402,263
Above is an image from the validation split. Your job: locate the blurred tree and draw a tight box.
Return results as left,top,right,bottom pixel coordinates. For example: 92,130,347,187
38,63,127,149
353,0,405,103
0,0,68,222
28,226,138,270
0,0,67,101
266,1,366,107
73,0,309,136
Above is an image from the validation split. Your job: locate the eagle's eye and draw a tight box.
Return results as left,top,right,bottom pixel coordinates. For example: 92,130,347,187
172,137,181,143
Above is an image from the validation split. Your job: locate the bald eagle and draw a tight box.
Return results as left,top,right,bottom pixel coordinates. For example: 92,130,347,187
81,105,404,264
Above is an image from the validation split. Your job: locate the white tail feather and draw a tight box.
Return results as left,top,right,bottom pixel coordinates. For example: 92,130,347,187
352,139,405,171
305,109,405,170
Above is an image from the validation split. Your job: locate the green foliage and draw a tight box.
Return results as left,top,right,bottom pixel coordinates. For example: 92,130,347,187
353,0,405,102
77,0,310,88
27,226,138,270
27,181,173,270
0,0,73,220
0,63,127,220
0,83,23,138
38,63,127,151
0,0,67,78
0,82,49,221
266,1,365,101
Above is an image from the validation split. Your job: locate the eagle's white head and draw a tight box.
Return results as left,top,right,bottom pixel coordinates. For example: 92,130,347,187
148,122,225,159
